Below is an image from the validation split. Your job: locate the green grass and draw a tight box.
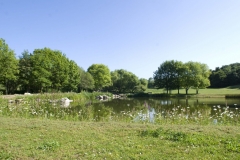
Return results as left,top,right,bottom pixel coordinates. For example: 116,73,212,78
0,117,239,160
146,85,240,96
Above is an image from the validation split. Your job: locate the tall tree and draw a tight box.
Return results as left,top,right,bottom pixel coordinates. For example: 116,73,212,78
110,69,139,93
193,63,211,94
87,64,112,90
63,60,80,92
147,77,154,89
49,51,69,91
172,61,185,94
181,62,210,95
18,50,33,92
31,48,52,92
0,38,19,94
181,61,198,95
79,68,95,92
153,60,177,94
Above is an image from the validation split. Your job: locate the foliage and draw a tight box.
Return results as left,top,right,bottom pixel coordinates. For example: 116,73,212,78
210,63,240,88
87,64,112,90
0,38,19,94
147,77,155,88
79,68,95,91
62,60,80,92
110,69,140,93
18,50,33,92
154,60,211,95
154,60,185,94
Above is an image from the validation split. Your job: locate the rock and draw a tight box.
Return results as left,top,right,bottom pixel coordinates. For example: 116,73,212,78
60,97,73,108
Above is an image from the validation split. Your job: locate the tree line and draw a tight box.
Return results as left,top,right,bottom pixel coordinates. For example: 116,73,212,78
0,38,147,94
1,38,239,95
152,60,211,94
209,63,240,88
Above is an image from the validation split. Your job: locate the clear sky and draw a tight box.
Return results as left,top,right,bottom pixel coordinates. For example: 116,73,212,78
1,0,240,79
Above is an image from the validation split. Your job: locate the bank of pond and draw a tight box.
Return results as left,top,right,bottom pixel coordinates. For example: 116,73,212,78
0,92,239,125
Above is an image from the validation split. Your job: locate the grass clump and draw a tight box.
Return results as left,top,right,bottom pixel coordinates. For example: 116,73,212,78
37,140,60,151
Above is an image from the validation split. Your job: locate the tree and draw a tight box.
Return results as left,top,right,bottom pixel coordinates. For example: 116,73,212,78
110,69,139,93
87,64,112,90
49,50,69,91
153,60,178,94
0,38,19,94
137,78,148,92
62,60,80,92
30,48,71,92
172,61,185,94
79,68,95,91
193,63,211,94
18,50,33,92
147,77,154,88
31,48,52,92
181,61,198,95
209,63,240,88
181,62,210,95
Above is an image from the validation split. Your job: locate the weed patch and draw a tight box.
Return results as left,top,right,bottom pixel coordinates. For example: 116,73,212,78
37,140,60,151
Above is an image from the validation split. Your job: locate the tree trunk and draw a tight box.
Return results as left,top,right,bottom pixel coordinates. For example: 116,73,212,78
5,80,8,95
185,88,188,95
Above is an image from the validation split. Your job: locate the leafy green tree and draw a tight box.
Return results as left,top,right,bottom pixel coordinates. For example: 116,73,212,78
136,78,148,92
181,62,210,95
110,69,139,93
209,63,240,88
18,50,33,92
79,68,95,91
30,48,71,92
62,60,81,92
0,38,19,94
153,60,178,94
87,64,112,90
147,77,154,88
49,51,69,91
31,48,52,92
172,61,185,94
181,61,198,95
192,63,211,94
123,71,139,93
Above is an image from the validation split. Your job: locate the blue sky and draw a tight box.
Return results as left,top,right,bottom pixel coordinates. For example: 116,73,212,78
1,0,240,79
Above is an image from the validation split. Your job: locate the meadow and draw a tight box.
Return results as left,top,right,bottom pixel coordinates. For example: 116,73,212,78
1,117,240,159
0,88,240,159
145,85,240,97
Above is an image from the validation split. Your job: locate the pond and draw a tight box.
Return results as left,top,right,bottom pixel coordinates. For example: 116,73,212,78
2,96,240,124
98,97,240,112
91,97,240,124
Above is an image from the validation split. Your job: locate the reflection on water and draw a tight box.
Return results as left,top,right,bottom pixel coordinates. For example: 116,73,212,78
100,97,240,112
97,97,240,124
3,96,239,124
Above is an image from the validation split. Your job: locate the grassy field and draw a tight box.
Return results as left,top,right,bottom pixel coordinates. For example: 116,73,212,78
0,117,240,160
145,85,240,96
